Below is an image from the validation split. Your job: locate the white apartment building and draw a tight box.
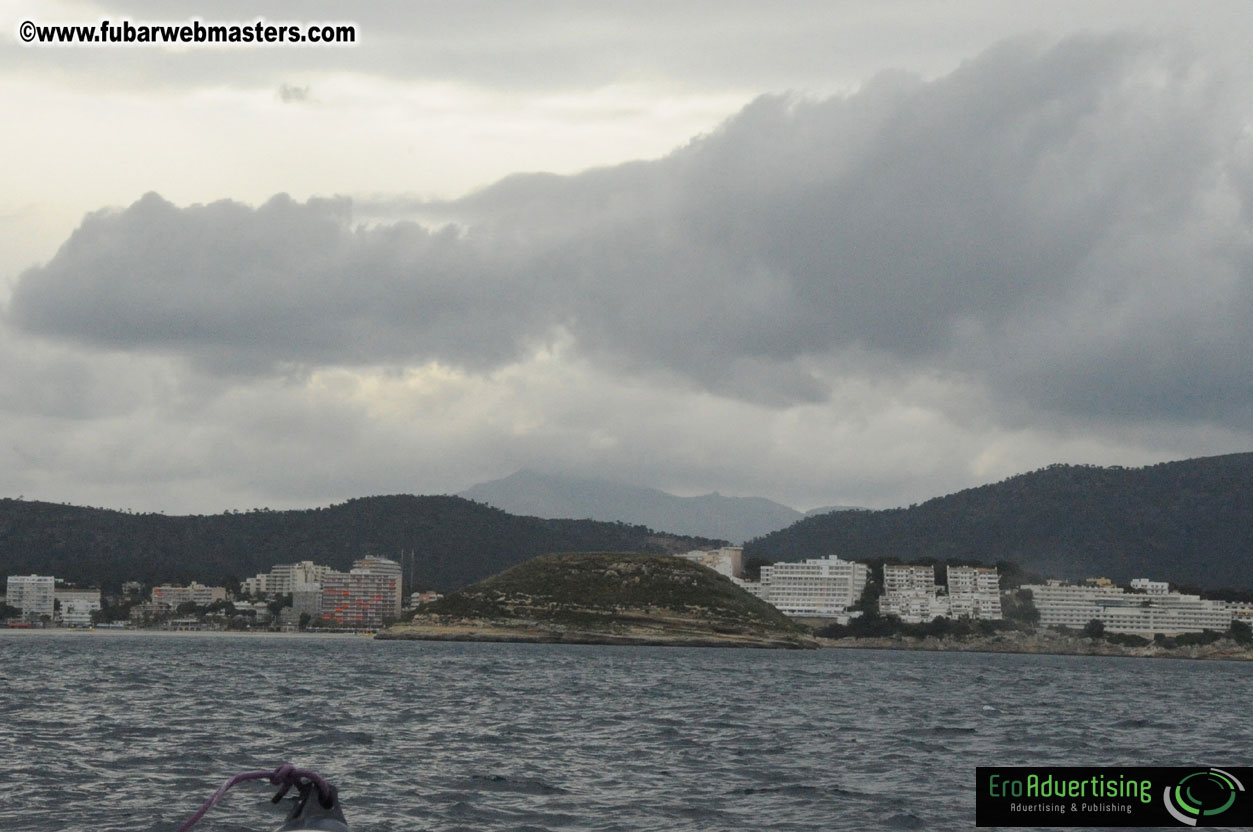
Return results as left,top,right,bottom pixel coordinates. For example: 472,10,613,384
882,564,937,595
1022,579,1233,636
55,587,102,627
243,560,335,597
60,598,101,626
270,561,334,595
881,591,951,623
880,564,943,623
1130,578,1169,595
150,582,227,608
946,566,1003,620
751,556,870,619
731,576,769,600
1021,580,1123,629
1227,603,1253,630
6,575,55,619
676,547,744,579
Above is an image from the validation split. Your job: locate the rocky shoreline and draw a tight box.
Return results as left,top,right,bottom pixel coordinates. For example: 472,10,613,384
378,618,1253,659
818,629,1253,660
376,616,820,649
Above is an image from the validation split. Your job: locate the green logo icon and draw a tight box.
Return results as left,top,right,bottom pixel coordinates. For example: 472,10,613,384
1163,768,1245,826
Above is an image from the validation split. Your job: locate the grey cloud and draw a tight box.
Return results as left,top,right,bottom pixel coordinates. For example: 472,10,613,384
9,193,549,374
9,1,1253,101
0,1,988,93
9,34,1252,427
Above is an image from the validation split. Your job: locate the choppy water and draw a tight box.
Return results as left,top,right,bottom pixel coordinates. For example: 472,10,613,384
1,632,1249,832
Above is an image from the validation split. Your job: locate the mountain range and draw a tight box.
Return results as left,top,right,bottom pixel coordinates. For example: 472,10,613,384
0,496,719,593
2,452,1249,594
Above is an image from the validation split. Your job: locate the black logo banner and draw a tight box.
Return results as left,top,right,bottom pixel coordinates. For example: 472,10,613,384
976,766,1252,827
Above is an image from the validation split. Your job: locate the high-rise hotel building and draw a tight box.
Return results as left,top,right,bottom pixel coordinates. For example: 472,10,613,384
320,556,403,629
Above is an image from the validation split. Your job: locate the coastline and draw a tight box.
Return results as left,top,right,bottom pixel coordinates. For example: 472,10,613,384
7,625,1248,659
376,618,820,649
0,628,374,639
818,630,1253,661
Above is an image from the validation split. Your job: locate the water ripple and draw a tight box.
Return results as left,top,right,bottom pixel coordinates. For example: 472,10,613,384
1,632,1249,831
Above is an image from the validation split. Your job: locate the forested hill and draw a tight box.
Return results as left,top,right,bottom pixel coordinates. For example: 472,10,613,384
0,495,722,592
745,453,1253,589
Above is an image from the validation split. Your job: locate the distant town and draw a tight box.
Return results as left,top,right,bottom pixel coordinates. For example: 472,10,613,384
3,556,428,632
4,547,1252,640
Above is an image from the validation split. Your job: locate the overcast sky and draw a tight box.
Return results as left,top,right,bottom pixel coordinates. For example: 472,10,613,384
2,1,1250,514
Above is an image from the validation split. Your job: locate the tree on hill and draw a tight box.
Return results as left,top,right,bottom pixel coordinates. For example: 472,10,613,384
1002,589,1040,625
742,557,773,581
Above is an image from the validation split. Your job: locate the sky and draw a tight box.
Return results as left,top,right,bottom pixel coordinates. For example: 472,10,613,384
1,1,1251,514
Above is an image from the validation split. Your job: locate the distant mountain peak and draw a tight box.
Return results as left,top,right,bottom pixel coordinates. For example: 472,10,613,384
459,470,803,544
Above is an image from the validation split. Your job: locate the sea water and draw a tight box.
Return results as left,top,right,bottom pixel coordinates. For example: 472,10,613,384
1,631,1249,831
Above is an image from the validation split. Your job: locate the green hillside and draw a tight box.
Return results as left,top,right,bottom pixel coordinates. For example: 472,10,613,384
0,496,722,592
387,552,815,647
746,453,1253,589
428,551,798,629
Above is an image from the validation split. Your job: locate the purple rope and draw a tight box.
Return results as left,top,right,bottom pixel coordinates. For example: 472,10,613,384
174,763,334,832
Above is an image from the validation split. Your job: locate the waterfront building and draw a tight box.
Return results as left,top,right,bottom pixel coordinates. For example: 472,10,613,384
150,582,226,608
55,587,102,626
751,556,870,619
128,602,164,625
319,557,402,629
676,547,744,579
882,564,936,595
1228,603,1253,629
291,582,323,619
55,587,101,606
880,564,945,623
243,560,335,597
1021,580,1122,630
1022,579,1233,636
6,575,55,619
241,573,269,596
946,566,1003,620
269,561,334,596
231,600,272,624
408,591,443,607
354,556,404,610
880,591,950,623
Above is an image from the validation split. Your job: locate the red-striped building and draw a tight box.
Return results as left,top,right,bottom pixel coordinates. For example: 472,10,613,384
319,556,403,629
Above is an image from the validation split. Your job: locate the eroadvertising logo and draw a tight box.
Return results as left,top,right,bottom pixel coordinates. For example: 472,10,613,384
976,766,1252,827
1163,769,1246,826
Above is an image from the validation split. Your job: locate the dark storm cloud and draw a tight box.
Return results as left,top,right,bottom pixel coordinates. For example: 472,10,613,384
8,35,1252,426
